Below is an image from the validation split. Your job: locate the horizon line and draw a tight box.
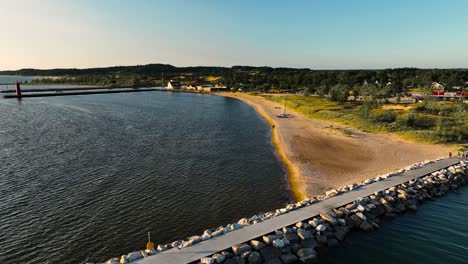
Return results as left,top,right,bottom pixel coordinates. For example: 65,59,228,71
2,63,468,72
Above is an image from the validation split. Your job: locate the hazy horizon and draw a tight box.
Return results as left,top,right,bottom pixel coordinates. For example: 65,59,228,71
2,63,468,73
2,0,468,70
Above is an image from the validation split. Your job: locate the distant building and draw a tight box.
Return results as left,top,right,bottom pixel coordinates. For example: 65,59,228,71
187,83,198,90
167,80,182,89
203,86,227,92
431,82,445,91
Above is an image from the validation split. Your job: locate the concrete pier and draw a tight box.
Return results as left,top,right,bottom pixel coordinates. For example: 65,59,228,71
2,87,204,98
138,158,461,264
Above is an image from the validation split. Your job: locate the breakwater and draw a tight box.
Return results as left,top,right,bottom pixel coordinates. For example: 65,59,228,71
97,159,466,264
2,87,206,98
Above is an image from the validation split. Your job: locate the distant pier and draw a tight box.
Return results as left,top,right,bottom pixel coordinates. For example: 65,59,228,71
2,86,206,99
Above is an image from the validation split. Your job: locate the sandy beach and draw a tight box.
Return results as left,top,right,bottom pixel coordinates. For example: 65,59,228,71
220,93,453,201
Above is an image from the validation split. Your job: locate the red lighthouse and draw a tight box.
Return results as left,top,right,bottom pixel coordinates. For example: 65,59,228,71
16,81,22,97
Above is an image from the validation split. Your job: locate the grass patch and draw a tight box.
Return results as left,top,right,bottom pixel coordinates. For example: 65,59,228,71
264,95,467,144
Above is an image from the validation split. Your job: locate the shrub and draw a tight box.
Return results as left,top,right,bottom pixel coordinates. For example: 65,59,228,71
370,109,397,123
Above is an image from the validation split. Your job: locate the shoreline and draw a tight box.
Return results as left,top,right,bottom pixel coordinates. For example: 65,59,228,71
218,93,453,201
218,93,305,201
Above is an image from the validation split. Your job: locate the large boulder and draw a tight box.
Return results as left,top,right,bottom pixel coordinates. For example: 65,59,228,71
212,253,226,264
260,246,281,261
349,214,363,227
297,228,312,240
319,212,337,225
250,240,266,251
232,243,252,256
315,224,327,232
105,258,119,264
301,238,318,249
355,212,367,221
200,257,215,264
280,253,298,264
263,258,283,264
297,247,317,259
262,235,277,245
359,221,374,231
272,238,286,248
247,251,262,264
126,252,142,262
284,232,300,243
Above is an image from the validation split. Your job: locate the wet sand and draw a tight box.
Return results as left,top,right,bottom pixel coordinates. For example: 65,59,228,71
220,93,453,201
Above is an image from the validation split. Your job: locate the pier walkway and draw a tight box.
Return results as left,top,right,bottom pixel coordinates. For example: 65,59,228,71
139,158,461,264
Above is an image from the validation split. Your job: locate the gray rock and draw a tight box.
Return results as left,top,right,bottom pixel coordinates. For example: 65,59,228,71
359,221,374,231
272,238,285,248
299,255,319,264
105,258,119,264
212,253,226,263
356,204,366,212
232,243,252,256
280,253,298,264
221,251,233,258
291,243,303,253
284,232,300,243
260,246,281,261
263,258,283,264
247,251,261,264
126,252,142,262
315,224,327,232
301,238,318,249
308,218,322,227
296,247,317,258
223,259,237,264
319,212,337,225
349,214,363,227
200,257,215,264
262,235,277,245
231,256,245,264
334,230,346,241
250,240,265,251
372,205,386,216
240,251,251,259
316,235,328,245
355,212,367,221
297,228,312,240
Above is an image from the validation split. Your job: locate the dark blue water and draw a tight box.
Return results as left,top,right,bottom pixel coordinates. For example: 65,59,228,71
0,91,288,263
320,185,468,264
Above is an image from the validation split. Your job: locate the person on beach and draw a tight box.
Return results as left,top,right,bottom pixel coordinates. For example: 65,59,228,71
449,152,452,158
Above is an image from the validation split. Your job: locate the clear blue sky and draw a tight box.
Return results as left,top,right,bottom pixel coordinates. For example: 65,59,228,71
1,0,468,70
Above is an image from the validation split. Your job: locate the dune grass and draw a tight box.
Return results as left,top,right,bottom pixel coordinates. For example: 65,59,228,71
264,95,467,144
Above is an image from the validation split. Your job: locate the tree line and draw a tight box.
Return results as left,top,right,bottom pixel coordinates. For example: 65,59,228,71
2,64,468,94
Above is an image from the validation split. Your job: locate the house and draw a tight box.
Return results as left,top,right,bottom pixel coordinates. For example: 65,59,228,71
203,86,227,92
167,80,182,89
186,84,198,90
431,82,445,90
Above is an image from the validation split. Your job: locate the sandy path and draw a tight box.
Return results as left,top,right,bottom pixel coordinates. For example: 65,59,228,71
219,93,453,201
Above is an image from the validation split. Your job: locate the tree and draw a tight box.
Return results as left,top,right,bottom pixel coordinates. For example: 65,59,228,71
317,85,327,98
330,84,350,103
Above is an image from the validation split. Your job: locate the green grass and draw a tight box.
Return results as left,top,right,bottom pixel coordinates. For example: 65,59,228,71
265,95,467,144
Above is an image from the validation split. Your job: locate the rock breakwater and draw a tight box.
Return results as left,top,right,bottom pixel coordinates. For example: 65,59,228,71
96,160,467,264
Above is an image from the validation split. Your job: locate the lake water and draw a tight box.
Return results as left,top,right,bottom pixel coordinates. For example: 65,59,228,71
0,90,288,263
320,185,468,264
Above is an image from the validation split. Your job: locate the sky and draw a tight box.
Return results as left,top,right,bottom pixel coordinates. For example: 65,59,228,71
1,0,468,70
